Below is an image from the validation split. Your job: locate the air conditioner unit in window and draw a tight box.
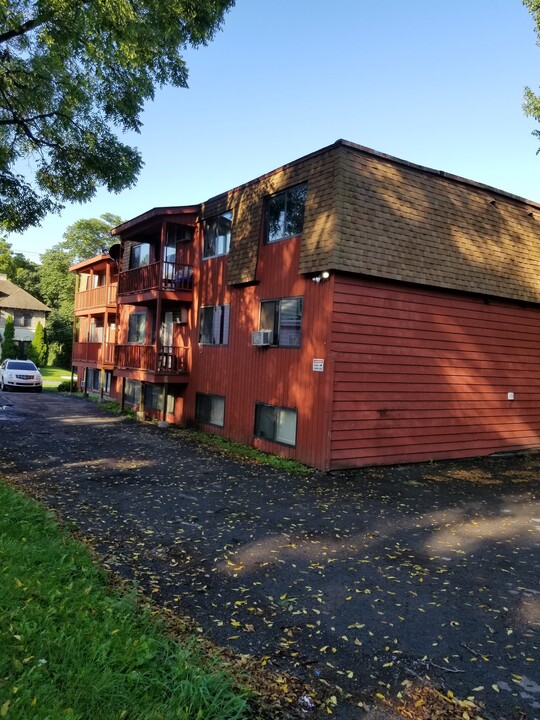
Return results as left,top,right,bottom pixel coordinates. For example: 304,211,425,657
172,307,188,324
252,330,273,346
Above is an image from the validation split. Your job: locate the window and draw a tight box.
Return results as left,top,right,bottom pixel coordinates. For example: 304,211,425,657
204,211,232,258
128,313,146,344
265,184,307,243
144,383,163,411
88,368,101,392
254,404,297,446
199,305,230,345
259,297,303,347
196,393,225,427
125,379,141,406
129,242,150,269
104,371,112,395
89,318,103,342
14,312,30,327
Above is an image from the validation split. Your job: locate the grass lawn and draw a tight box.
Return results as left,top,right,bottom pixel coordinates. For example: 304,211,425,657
0,482,251,720
40,366,74,387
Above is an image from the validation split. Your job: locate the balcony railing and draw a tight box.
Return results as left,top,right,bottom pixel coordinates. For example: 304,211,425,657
73,341,115,365
115,344,190,375
74,283,117,311
118,261,193,296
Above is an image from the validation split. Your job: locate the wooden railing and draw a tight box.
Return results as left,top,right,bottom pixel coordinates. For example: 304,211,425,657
72,342,115,365
74,283,118,311
118,261,193,296
115,344,190,375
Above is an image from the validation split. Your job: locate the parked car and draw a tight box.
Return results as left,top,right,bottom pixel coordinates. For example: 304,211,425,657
0,359,43,392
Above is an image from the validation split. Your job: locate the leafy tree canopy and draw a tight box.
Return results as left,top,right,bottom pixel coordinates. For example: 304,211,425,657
0,238,42,297
0,0,234,232
59,213,122,264
524,0,540,145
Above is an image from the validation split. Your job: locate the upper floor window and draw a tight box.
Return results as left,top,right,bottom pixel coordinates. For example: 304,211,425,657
199,304,230,345
265,184,307,243
204,211,232,259
14,311,31,327
129,242,150,270
259,297,303,348
128,313,146,344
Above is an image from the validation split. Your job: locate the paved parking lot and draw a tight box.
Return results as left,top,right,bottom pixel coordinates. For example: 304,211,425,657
1,391,539,719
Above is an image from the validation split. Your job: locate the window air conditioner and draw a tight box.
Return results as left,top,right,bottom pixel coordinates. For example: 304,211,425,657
252,330,272,346
172,307,188,324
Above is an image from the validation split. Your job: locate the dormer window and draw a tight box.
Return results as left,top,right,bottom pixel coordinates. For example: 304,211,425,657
203,211,232,259
265,183,307,243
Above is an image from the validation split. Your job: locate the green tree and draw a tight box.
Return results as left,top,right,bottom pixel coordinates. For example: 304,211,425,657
45,310,72,368
0,0,234,232
0,239,43,300
1,314,18,360
524,0,540,143
27,320,47,366
59,213,123,263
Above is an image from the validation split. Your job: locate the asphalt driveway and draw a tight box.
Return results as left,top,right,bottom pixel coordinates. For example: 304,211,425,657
0,391,539,719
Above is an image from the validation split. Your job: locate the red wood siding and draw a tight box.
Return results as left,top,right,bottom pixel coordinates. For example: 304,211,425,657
183,236,334,470
330,276,540,468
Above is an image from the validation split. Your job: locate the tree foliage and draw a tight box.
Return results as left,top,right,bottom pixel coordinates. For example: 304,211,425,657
1,314,17,359
0,239,42,299
27,319,47,365
0,0,234,231
524,0,540,145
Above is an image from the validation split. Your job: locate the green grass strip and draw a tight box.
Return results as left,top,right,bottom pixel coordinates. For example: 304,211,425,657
0,482,250,720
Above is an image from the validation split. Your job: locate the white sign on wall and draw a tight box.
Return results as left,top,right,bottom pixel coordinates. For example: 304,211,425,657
312,358,324,372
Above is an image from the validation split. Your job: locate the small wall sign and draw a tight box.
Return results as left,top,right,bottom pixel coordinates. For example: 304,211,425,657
312,358,324,372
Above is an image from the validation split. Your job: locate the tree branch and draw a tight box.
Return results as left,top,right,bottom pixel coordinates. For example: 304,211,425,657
0,16,44,45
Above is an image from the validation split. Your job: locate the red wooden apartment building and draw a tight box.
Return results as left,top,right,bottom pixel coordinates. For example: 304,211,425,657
71,139,540,470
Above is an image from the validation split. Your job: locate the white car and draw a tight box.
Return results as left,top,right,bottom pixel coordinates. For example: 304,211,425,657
0,359,43,392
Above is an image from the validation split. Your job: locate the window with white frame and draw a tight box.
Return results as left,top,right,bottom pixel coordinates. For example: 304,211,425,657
254,403,297,446
199,304,230,345
127,313,146,344
204,211,232,258
196,393,225,427
265,184,307,243
259,297,303,347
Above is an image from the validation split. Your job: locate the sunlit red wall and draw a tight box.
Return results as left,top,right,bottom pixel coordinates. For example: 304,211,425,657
330,275,540,468
183,235,335,470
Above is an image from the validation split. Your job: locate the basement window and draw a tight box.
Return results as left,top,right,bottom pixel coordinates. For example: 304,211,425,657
196,393,225,427
254,403,297,446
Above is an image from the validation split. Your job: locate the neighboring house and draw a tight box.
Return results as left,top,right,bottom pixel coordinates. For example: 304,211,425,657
0,273,50,358
71,139,540,469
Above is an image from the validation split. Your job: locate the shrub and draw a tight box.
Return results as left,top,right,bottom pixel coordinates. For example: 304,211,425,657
1,315,18,360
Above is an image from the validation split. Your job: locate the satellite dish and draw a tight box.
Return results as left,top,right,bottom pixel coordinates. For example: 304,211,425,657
108,244,121,263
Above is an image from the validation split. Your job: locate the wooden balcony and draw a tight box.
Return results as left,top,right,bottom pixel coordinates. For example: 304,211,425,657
115,344,190,383
74,283,117,312
117,261,193,305
72,342,115,367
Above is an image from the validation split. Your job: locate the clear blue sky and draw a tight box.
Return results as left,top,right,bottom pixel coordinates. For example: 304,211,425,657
9,0,540,261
